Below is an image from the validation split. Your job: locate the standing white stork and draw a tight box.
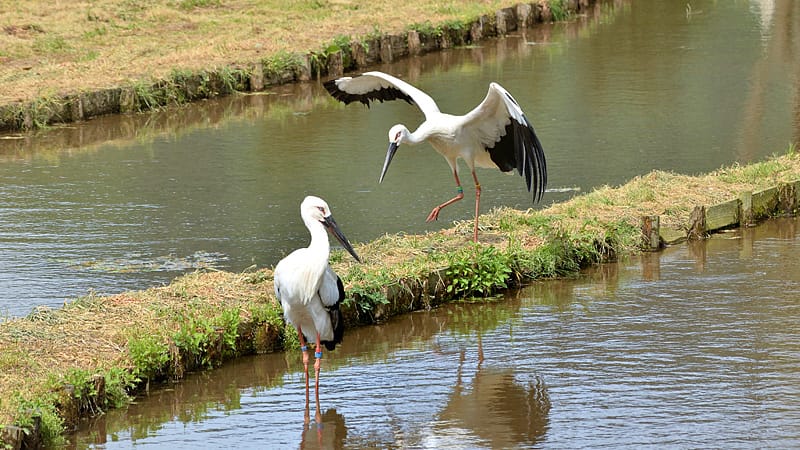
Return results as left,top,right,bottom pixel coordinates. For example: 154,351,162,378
273,195,361,423
324,71,547,242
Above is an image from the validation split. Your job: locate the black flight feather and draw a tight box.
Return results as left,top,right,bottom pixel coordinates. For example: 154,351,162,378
324,79,414,108
320,275,345,351
487,114,547,203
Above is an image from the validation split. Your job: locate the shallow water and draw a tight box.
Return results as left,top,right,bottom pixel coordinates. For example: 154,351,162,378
1,0,798,317
69,216,800,448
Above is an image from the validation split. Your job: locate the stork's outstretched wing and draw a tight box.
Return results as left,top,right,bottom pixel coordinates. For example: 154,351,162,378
324,71,441,121
462,83,547,202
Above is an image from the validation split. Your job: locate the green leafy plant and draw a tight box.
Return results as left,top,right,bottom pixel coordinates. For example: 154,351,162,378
357,26,384,52
445,244,512,297
264,50,301,75
103,367,135,408
549,0,571,21
213,308,241,359
348,284,390,313
328,35,351,53
128,333,170,381
218,66,247,94
343,265,392,314
13,396,65,447
131,79,161,112
25,94,64,130
58,368,104,416
409,21,444,38
305,33,357,79
248,302,283,327
282,321,300,350
172,315,213,366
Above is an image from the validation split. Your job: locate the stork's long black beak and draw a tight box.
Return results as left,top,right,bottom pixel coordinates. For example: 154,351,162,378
379,142,399,184
322,215,361,263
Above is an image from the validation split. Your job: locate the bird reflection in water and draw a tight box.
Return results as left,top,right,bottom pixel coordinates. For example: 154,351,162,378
300,408,346,450
436,341,551,447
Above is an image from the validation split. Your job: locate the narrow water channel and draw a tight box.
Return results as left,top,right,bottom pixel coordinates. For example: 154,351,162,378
69,216,800,448
1,0,798,317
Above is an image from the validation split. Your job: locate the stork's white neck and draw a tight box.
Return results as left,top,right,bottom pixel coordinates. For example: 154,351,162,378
403,125,426,145
305,219,331,259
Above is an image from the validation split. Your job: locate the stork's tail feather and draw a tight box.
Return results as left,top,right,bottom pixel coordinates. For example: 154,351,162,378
321,276,346,351
322,305,343,351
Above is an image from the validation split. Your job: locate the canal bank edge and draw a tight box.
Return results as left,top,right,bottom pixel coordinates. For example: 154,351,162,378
3,2,599,446
2,149,799,447
0,0,593,134
3,3,800,449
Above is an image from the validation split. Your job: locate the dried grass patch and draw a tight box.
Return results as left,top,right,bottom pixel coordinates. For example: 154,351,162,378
0,0,527,104
2,1,800,425
546,154,800,232
2,151,799,426
0,269,274,425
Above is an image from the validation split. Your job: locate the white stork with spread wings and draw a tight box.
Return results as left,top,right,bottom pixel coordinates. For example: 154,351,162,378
324,71,547,242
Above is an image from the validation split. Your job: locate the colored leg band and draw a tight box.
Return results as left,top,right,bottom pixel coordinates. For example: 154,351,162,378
315,351,323,359
301,345,308,351
457,186,464,194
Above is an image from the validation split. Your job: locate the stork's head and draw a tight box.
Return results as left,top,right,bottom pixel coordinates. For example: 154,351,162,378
388,124,407,146
301,195,331,223
300,196,361,263
380,124,408,183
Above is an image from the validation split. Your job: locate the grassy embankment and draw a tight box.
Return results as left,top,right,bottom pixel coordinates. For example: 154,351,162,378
2,0,799,447
2,0,589,445
0,0,577,131
2,145,799,446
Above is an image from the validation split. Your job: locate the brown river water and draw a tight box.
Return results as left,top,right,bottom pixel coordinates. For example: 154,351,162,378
69,217,800,448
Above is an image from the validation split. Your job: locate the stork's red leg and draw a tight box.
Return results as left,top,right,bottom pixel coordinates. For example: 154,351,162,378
472,170,481,242
477,331,485,369
427,170,465,222
313,333,323,424
297,327,311,424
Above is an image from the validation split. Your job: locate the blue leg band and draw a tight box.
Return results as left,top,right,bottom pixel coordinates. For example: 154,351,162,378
301,345,308,351
315,351,323,359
